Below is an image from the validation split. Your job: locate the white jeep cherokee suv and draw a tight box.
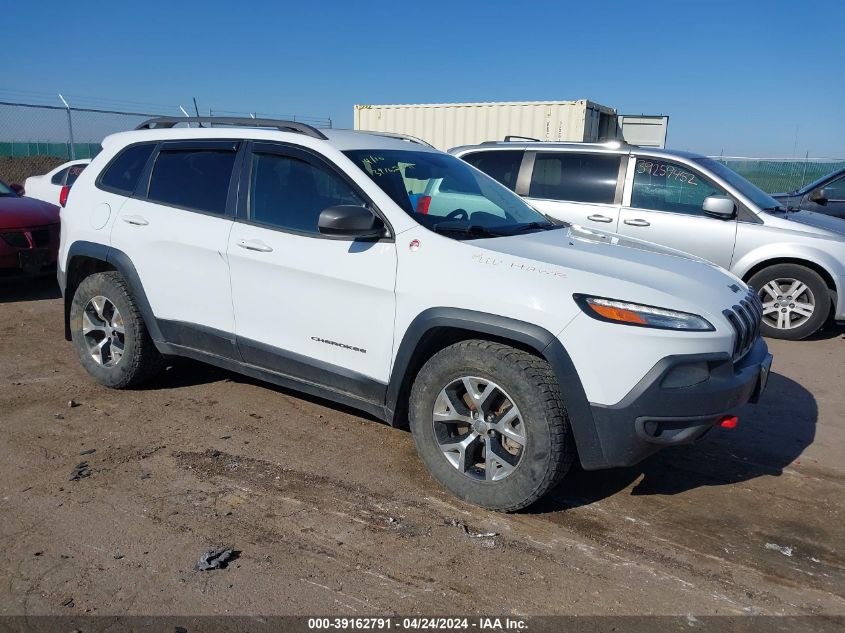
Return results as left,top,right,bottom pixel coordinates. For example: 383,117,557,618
58,117,772,511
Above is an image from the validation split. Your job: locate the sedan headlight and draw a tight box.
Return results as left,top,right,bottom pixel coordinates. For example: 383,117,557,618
574,295,714,331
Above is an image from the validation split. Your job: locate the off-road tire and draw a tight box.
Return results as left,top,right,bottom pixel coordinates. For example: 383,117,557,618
748,264,830,341
70,271,164,388
409,339,574,512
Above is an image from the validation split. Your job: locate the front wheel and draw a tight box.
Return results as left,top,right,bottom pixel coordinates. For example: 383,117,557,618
748,264,830,340
409,340,574,512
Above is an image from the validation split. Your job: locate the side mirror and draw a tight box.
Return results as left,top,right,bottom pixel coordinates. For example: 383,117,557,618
318,205,385,238
810,188,829,204
702,195,735,219
9,183,24,196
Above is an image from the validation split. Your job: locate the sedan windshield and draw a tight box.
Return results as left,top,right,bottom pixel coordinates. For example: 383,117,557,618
0,181,18,198
694,158,783,210
344,149,560,239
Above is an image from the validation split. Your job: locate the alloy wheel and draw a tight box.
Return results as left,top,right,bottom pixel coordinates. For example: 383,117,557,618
432,376,525,481
758,278,815,330
82,295,125,367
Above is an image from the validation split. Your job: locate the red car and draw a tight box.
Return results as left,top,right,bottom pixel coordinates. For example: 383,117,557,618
0,180,61,280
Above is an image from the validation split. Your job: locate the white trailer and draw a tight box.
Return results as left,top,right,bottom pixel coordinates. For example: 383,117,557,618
353,100,668,150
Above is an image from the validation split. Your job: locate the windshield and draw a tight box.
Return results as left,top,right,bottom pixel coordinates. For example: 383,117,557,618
0,181,18,198
344,149,559,239
694,158,782,210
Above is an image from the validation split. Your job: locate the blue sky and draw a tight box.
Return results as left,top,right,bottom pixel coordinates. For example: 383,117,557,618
3,0,843,157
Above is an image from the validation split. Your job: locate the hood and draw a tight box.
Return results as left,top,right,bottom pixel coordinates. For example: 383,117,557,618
0,196,60,229
474,225,746,319
764,209,845,239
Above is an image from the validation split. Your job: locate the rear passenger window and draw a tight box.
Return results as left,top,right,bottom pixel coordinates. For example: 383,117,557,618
529,153,621,204
462,151,523,190
147,149,237,215
99,143,156,194
249,153,364,234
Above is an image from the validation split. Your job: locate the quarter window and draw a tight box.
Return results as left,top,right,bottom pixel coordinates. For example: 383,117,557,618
147,148,237,214
99,143,156,195
249,153,364,234
462,151,524,191
529,153,621,204
65,164,86,186
51,167,69,185
631,158,723,216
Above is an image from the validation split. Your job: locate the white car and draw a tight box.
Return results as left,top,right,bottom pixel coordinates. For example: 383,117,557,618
24,159,91,206
58,117,771,511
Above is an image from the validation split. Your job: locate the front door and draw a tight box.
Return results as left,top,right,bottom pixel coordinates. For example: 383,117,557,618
617,156,738,269
227,143,397,400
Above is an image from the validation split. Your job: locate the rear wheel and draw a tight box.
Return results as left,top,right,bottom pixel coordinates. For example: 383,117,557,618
409,340,574,512
748,264,830,340
70,271,163,388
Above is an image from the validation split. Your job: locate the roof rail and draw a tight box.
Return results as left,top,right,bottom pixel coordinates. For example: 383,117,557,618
504,135,540,142
356,130,435,148
480,138,636,149
134,116,328,140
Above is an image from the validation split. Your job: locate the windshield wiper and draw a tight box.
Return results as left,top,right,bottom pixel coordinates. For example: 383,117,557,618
510,221,561,233
430,223,508,238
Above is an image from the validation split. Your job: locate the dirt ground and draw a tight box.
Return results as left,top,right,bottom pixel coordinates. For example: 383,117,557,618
0,278,843,619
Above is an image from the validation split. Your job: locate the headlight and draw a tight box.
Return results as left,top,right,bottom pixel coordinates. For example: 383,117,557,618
574,295,714,331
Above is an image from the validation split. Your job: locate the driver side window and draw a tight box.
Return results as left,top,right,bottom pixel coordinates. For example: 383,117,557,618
822,176,845,201
249,153,364,235
631,159,723,216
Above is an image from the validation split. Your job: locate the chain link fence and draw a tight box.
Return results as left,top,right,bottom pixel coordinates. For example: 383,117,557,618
0,101,333,162
711,157,845,193
2,100,841,194
0,101,172,160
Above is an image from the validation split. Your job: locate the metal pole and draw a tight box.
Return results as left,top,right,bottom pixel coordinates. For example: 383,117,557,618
800,151,809,189
59,93,76,159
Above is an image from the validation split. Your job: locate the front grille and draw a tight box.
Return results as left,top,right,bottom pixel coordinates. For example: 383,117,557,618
723,290,763,360
0,226,54,249
1,232,28,248
30,228,50,247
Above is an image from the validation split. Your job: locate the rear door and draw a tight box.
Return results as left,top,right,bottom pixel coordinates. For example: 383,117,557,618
109,140,239,353
522,151,625,230
617,155,737,268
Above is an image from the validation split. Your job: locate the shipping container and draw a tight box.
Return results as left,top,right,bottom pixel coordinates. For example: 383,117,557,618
354,100,624,151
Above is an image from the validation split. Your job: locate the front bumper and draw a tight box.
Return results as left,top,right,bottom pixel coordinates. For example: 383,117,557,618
583,337,771,469
0,224,59,281
835,275,845,321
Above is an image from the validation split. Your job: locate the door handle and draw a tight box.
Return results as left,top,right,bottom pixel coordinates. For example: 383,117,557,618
237,239,273,253
624,218,651,227
122,214,149,226
587,214,613,223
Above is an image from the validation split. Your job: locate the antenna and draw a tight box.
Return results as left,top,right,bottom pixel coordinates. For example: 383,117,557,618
193,97,202,127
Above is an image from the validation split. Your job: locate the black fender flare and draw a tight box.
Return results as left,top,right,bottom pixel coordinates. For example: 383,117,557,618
384,308,604,467
63,240,163,343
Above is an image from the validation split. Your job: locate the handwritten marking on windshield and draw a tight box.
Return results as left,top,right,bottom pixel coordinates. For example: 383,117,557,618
637,161,698,185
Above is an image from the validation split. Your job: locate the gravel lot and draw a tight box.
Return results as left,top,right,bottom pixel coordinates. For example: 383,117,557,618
1,278,843,619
